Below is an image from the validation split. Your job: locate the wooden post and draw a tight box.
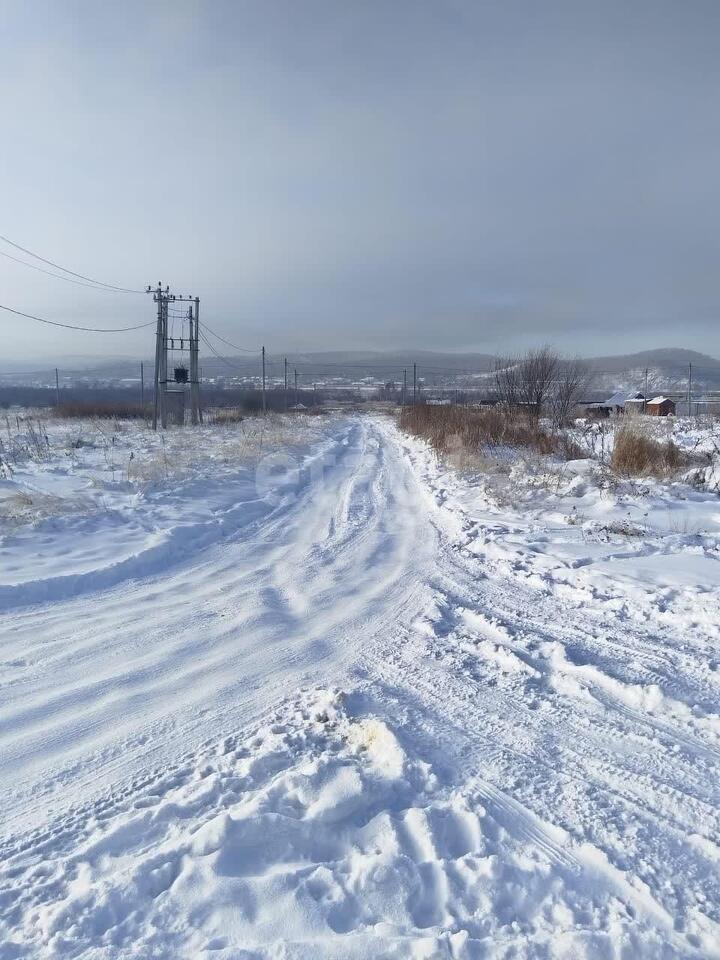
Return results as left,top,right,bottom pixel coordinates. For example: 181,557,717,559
152,284,162,430
189,299,201,425
55,368,60,407
159,292,168,429
196,297,203,424
261,346,266,414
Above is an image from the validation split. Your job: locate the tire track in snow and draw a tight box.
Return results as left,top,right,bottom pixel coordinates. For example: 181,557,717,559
2,414,718,957
0,417,439,839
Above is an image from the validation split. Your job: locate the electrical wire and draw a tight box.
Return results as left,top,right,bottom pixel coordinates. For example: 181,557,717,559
0,248,132,292
198,330,254,372
0,234,145,294
0,302,155,333
200,321,259,353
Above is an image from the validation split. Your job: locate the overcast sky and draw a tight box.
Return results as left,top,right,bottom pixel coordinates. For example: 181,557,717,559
1,0,719,363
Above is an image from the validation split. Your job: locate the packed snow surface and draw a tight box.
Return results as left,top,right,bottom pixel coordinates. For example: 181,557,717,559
1,413,719,958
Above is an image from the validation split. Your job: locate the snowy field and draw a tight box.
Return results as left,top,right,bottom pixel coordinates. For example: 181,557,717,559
1,411,719,958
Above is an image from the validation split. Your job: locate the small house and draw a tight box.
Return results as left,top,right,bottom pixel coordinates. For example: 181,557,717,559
646,396,675,417
604,391,646,415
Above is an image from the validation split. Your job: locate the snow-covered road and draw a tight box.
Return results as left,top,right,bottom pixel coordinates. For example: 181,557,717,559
1,418,436,833
2,415,719,958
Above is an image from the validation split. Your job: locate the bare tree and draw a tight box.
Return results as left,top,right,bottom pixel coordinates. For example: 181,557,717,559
550,356,591,427
496,347,589,427
494,355,522,409
517,346,559,425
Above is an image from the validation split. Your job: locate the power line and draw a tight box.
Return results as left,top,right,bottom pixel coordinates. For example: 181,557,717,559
198,330,253,372
0,363,145,377
200,322,259,354
0,234,144,294
0,248,128,292
0,302,155,333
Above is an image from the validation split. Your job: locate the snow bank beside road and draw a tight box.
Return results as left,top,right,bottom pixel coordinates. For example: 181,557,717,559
402,417,720,643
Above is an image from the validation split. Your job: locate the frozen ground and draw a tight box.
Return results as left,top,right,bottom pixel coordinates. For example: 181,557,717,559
1,412,719,958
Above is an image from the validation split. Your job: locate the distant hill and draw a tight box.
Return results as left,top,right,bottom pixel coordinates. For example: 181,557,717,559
3,347,719,394
587,348,720,376
585,348,720,395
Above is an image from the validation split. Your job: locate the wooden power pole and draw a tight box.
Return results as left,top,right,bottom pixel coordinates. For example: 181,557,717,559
148,283,201,430
261,346,267,414
189,297,202,425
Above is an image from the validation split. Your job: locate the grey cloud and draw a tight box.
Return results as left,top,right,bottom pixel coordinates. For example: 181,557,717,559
1,0,718,361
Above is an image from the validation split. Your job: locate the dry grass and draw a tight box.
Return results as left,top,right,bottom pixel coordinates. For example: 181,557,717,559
208,407,246,425
56,401,149,420
398,404,584,461
610,424,685,477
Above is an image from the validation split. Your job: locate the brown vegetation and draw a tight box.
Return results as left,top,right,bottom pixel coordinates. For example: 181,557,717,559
610,424,685,477
55,401,149,420
398,404,584,460
209,407,245,425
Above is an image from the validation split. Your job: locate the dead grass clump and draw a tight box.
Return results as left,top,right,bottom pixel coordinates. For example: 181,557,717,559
210,407,245,425
398,404,580,460
56,401,149,420
611,424,685,477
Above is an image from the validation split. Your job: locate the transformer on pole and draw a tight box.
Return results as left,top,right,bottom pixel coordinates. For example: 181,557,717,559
147,283,202,430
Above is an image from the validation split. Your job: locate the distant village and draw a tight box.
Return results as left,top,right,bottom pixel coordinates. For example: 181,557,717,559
581,391,720,418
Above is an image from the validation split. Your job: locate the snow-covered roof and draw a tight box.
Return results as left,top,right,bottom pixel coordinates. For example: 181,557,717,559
606,391,645,407
647,396,672,405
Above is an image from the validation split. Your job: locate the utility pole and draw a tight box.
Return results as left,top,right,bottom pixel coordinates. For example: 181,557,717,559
284,357,288,411
196,297,203,423
644,367,648,413
413,362,417,406
140,361,144,410
148,282,199,430
151,283,165,429
189,299,202,425
403,368,407,406
261,346,266,414
294,368,298,408
55,368,60,408
688,362,693,417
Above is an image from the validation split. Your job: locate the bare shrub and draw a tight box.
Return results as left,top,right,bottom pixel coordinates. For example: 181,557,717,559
611,424,685,477
0,415,51,464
